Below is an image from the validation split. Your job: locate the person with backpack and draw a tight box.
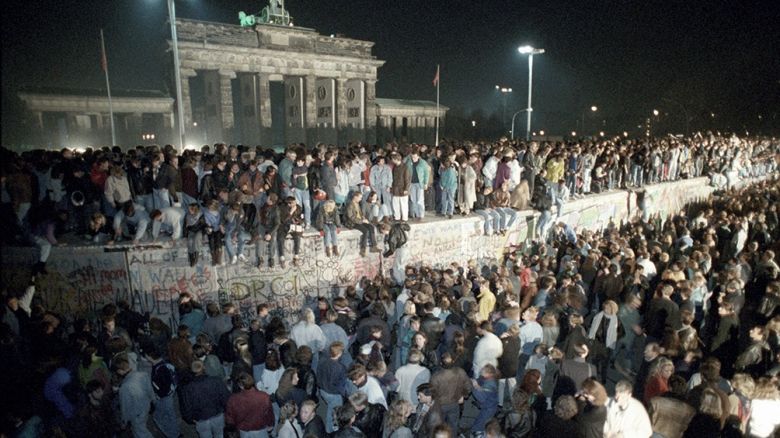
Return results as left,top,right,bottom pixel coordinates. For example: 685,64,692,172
140,342,180,438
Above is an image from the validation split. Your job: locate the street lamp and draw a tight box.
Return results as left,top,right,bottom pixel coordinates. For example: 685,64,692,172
495,85,513,130
581,105,598,135
653,109,660,116
517,45,545,140
167,0,186,152
510,109,529,140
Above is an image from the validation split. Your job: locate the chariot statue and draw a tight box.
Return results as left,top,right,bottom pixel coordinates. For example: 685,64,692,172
239,0,293,27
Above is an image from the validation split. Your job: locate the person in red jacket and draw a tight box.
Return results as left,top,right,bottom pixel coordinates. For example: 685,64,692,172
225,372,275,436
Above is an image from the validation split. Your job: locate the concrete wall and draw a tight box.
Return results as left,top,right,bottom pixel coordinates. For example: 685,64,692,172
0,177,720,327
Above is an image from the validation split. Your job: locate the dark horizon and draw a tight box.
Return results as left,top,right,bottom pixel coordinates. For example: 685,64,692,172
3,0,779,139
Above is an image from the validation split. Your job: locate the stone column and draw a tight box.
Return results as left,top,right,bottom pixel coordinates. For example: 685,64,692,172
179,69,196,128
336,78,348,129
303,75,317,145
33,111,44,129
365,79,377,143
304,75,317,128
258,74,272,129
219,70,236,130
365,80,377,129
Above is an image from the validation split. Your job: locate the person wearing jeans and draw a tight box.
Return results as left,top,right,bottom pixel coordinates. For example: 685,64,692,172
317,342,348,433
143,344,180,438
224,203,247,264
315,200,341,257
254,194,280,268
277,197,304,268
180,360,231,438
291,157,312,228
405,149,430,221
490,181,518,233
439,159,458,218
345,192,378,257
474,187,501,235
370,156,393,220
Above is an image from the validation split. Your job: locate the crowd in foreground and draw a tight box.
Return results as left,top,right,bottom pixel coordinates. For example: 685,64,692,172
1,134,777,273
2,162,780,437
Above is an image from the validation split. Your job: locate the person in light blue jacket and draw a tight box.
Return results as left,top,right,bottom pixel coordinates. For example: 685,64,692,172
369,156,393,218
438,159,458,218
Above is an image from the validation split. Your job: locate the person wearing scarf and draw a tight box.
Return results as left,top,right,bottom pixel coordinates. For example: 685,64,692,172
588,300,623,382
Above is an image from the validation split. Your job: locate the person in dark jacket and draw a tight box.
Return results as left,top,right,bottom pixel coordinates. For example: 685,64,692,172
532,395,580,437
382,221,410,257
332,404,366,438
575,378,608,438
320,152,338,204
184,203,207,266
498,323,521,407
349,391,385,436
179,360,231,437
345,191,378,257
390,153,411,222
154,152,181,208
255,193,281,268
126,156,154,212
300,399,327,438
249,319,268,382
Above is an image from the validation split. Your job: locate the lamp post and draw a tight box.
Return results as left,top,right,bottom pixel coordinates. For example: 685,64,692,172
661,98,690,135
517,45,544,141
510,109,527,140
495,85,513,131
167,0,186,152
580,105,598,136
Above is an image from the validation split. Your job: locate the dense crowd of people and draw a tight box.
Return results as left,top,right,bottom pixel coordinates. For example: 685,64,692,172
1,134,777,273
1,135,780,438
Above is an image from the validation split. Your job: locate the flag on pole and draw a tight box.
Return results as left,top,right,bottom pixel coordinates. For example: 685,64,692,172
432,65,440,87
100,38,108,72
100,29,117,146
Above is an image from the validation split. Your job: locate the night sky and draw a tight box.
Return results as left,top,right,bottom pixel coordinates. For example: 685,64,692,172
3,0,779,136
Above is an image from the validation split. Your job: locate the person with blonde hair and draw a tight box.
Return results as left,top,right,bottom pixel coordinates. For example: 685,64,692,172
382,399,413,438
648,375,695,438
291,308,327,370
588,299,622,382
576,378,609,438
683,387,725,438
643,358,674,403
747,378,780,438
315,199,341,257
276,401,303,438
728,373,754,435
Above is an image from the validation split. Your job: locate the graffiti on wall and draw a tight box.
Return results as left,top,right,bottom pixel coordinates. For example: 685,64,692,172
0,177,720,326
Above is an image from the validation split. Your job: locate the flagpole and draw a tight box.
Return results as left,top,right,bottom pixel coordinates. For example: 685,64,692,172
100,29,117,147
435,64,440,146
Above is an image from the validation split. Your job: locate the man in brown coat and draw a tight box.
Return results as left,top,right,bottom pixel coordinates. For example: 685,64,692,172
390,153,411,222
430,365,471,432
